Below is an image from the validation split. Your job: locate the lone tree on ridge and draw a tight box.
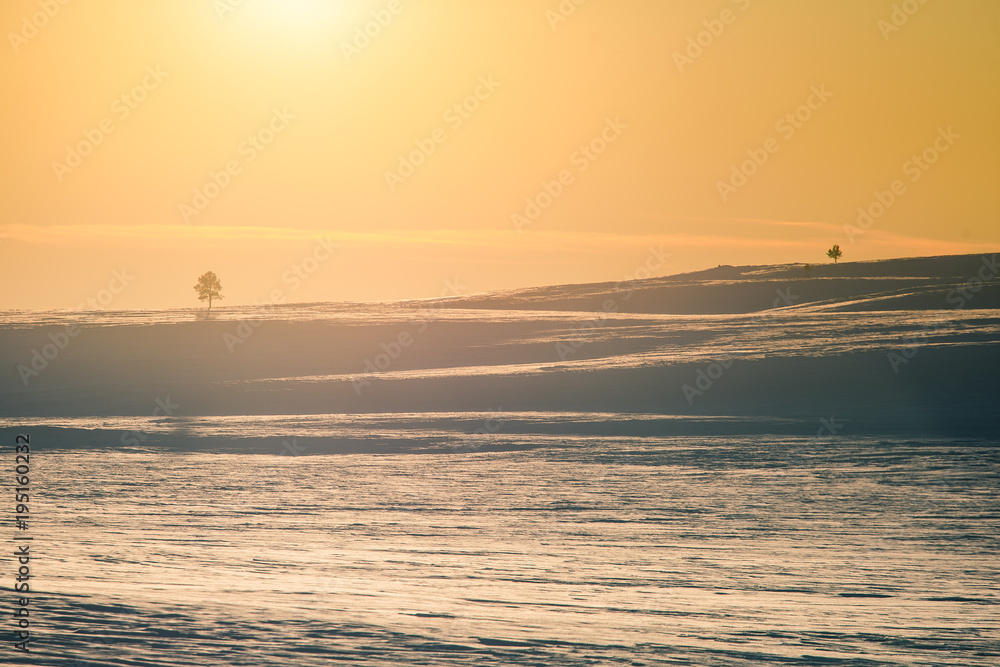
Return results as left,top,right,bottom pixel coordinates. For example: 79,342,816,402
194,271,224,311
826,245,842,263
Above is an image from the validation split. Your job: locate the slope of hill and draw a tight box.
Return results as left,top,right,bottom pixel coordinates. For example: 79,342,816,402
1,253,997,440
430,253,1000,314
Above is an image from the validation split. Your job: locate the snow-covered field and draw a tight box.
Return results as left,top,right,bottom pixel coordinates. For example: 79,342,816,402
2,254,998,665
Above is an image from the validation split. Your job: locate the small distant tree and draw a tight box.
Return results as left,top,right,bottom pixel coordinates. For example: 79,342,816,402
194,271,223,310
826,245,842,263
804,263,813,278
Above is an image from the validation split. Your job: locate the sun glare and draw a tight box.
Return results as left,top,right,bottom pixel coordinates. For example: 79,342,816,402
242,0,345,31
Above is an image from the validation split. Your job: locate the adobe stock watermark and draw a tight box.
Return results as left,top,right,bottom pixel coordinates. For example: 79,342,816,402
716,84,833,202
545,0,587,30
384,75,501,192
681,285,799,405
784,415,844,465
555,247,671,360
121,396,180,447
16,268,135,386
341,0,404,62
816,415,844,440
180,108,295,223
52,65,168,182
877,0,930,41
456,407,505,453
7,0,71,53
843,127,959,244
680,357,735,406
673,0,751,73
887,254,997,372
278,437,307,456
213,0,245,20
223,236,339,353
223,301,278,351
352,278,467,394
512,116,627,233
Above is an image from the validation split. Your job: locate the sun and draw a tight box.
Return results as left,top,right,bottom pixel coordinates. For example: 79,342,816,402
269,0,334,23
238,0,348,31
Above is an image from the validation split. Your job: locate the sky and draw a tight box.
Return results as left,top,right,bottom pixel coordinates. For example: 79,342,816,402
1,0,997,310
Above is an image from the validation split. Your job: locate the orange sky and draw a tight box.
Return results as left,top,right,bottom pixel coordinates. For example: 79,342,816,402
1,0,997,309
